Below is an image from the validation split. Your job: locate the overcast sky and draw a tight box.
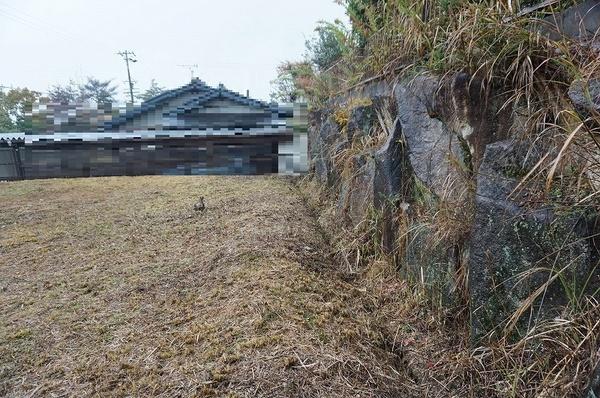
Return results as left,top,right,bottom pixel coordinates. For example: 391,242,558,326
0,0,347,102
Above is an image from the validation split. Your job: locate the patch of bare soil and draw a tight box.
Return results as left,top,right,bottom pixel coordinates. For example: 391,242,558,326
0,176,428,397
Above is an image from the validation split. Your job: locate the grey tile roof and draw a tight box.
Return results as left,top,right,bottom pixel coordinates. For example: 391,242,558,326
0,132,25,144
107,79,276,130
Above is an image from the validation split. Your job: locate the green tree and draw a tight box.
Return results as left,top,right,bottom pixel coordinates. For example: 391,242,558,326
270,61,315,103
78,77,117,104
47,81,80,104
306,20,353,71
0,98,13,132
336,0,387,46
0,87,41,132
138,79,166,102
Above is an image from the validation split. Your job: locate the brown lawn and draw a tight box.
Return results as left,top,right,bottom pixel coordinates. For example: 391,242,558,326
0,176,430,397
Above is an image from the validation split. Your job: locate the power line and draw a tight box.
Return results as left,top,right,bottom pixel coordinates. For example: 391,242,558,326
0,1,113,50
0,8,56,35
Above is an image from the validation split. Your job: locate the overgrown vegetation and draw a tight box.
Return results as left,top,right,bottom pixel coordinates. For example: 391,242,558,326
286,0,600,396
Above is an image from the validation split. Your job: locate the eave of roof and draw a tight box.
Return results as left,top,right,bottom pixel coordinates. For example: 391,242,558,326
20,126,292,144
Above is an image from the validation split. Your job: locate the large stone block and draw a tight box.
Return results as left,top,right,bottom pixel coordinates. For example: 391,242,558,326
433,72,513,169
469,140,596,340
569,78,600,117
394,75,467,199
373,116,409,254
337,154,377,227
541,0,600,43
373,116,405,203
585,364,600,398
401,219,462,303
312,115,340,185
346,104,376,141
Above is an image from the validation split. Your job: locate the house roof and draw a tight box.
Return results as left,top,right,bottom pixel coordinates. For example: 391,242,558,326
0,132,25,145
106,79,276,130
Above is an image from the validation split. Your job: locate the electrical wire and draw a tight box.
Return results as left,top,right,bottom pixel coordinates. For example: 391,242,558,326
0,1,113,50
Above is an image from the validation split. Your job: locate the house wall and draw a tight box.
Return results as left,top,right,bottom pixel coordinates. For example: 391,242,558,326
10,135,293,180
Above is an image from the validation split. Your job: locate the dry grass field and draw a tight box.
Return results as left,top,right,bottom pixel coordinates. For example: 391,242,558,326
0,176,434,397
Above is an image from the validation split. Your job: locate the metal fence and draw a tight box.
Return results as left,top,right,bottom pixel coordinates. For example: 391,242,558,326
0,147,21,181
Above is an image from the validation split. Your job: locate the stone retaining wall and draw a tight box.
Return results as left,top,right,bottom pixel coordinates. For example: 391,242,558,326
308,72,600,344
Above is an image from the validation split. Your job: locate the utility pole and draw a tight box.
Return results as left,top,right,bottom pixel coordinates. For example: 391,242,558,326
178,64,198,81
118,50,137,103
